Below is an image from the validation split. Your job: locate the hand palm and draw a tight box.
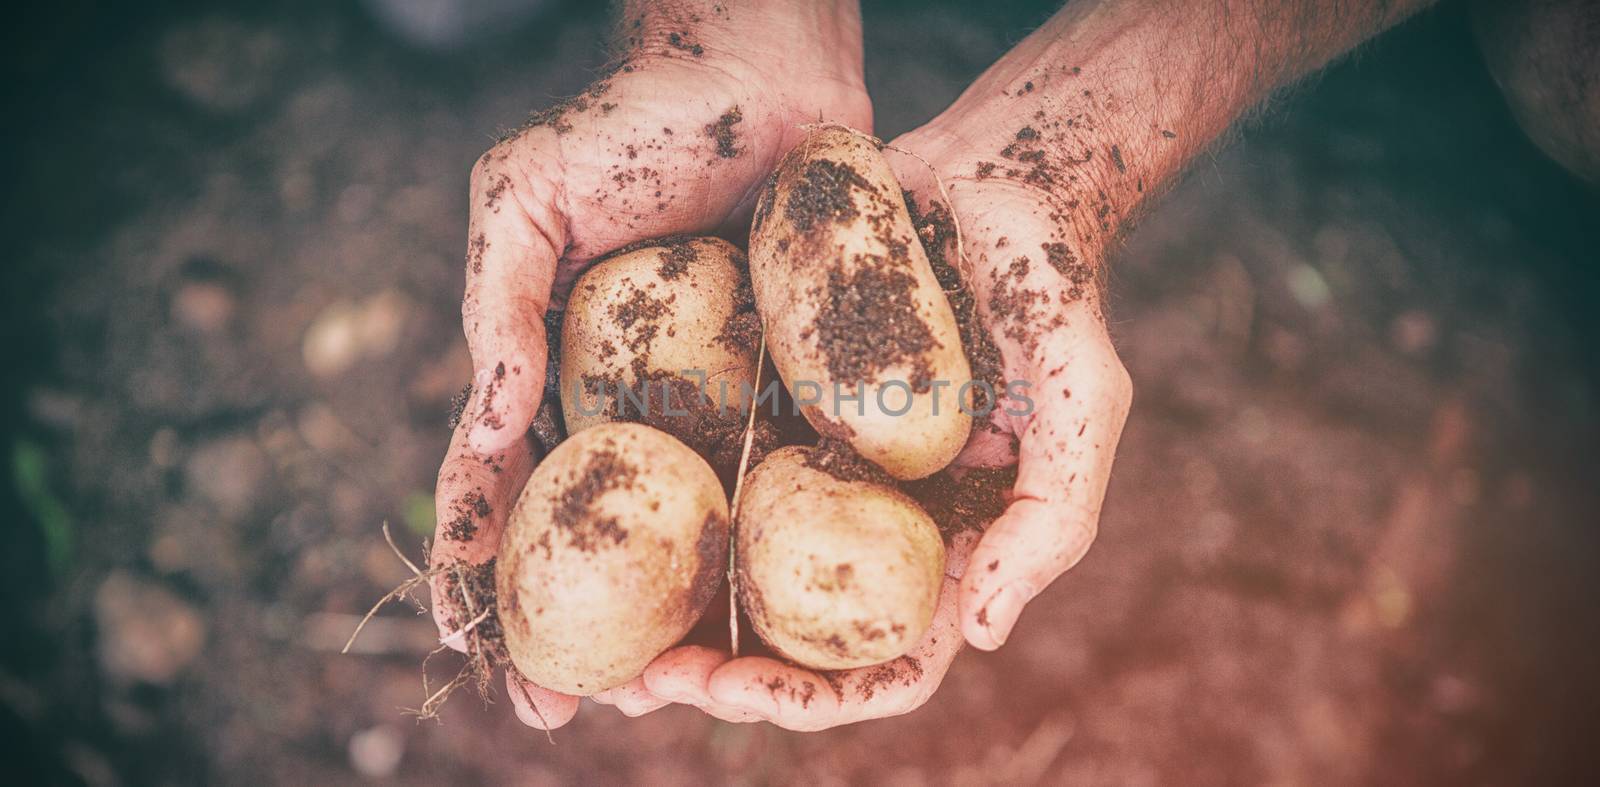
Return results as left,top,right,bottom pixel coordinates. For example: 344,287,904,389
428,50,869,730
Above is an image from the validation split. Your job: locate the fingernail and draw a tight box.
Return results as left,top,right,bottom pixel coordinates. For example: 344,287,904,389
621,697,670,717
980,581,1034,648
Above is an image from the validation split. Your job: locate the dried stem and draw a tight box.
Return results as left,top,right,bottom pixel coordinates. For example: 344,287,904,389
726,332,768,657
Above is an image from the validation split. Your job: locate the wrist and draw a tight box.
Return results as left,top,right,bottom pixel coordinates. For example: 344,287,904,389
617,1,866,106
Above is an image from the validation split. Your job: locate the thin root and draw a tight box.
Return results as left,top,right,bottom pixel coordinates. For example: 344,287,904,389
342,522,438,655
349,522,504,724
726,332,767,657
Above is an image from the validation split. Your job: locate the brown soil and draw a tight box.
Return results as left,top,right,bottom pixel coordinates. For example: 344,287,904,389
10,4,1600,786
705,106,743,159
906,191,1006,414
784,159,871,233
814,264,938,391
802,439,897,487
551,448,637,551
903,465,1017,539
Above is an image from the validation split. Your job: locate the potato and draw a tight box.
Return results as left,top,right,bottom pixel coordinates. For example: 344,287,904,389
560,237,760,472
735,446,945,670
750,127,972,480
497,422,729,695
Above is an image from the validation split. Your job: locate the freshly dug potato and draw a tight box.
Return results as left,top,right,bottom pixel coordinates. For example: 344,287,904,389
750,127,971,480
560,236,761,471
735,446,945,670
497,422,729,695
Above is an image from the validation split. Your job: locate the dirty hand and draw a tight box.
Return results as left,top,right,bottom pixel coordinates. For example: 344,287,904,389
640,130,1132,730
640,532,976,730
427,0,869,731
887,135,1133,657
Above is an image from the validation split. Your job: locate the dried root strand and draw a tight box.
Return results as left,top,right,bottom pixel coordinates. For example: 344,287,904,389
342,523,438,655
347,523,512,725
725,332,767,657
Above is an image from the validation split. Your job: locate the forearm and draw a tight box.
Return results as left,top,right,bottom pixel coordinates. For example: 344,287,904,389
907,0,1436,263
611,0,864,88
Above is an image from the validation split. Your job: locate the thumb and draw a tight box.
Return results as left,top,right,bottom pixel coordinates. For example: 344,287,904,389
958,319,1132,650
959,497,1097,650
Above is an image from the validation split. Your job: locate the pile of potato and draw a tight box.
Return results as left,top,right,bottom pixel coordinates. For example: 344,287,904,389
497,127,974,692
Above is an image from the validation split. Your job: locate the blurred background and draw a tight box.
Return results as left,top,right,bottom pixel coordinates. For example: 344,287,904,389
3,0,1598,783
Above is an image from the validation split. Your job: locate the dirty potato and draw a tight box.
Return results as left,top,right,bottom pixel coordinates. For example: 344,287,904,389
497,422,729,695
560,236,760,472
749,127,971,480
735,446,946,670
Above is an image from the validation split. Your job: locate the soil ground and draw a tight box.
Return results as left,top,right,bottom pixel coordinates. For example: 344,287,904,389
3,0,1598,784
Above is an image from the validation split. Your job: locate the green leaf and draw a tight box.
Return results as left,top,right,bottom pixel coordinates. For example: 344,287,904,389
13,439,73,577
403,491,435,537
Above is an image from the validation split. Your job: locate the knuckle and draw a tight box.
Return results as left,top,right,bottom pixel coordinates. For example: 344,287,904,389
471,145,512,184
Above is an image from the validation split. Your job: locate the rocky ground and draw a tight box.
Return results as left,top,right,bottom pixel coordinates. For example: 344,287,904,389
3,0,1598,784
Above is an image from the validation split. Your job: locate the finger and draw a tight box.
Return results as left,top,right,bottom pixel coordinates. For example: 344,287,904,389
461,138,565,456
642,645,764,723
961,312,1132,651
429,416,537,650
590,676,670,718
707,540,971,731
506,671,580,731
706,657,842,731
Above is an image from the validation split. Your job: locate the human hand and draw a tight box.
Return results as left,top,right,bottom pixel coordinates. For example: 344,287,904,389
427,0,870,731
637,126,1132,730
606,0,1444,731
640,532,977,730
885,130,1133,655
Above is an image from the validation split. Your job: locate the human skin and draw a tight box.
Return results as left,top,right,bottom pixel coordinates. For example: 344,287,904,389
646,0,1439,729
431,0,1449,731
426,0,870,730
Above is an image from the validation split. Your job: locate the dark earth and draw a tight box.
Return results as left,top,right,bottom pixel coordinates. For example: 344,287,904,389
4,0,1599,784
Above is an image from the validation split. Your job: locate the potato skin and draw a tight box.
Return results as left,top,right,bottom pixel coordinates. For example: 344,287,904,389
735,446,945,670
750,127,971,480
497,422,729,695
560,237,758,469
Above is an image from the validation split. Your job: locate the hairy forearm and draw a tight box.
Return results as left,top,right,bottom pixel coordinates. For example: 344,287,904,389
610,0,864,87
909,0,1436,263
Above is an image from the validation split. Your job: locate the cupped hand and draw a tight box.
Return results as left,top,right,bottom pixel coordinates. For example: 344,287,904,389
641,532,976,730
427,5,870,731
889,127,1133,654
643,123,1132,731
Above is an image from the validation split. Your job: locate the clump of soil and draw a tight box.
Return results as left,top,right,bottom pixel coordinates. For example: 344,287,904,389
434,558,510,669
1042,241,1095,302
784,160,870,233
813,263,937,391
533,308,569,451
705,106,743,159
444,489,491,542
986,255,1063,359
586,365,777,486
666,31,704,57
904,192,1005,415
610,285,675,353
751,172,780,234
803,439,896,487
656,239,698,280
902,465,1018,539
447,382,474,429
552,449,637,551
716,274,762,352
